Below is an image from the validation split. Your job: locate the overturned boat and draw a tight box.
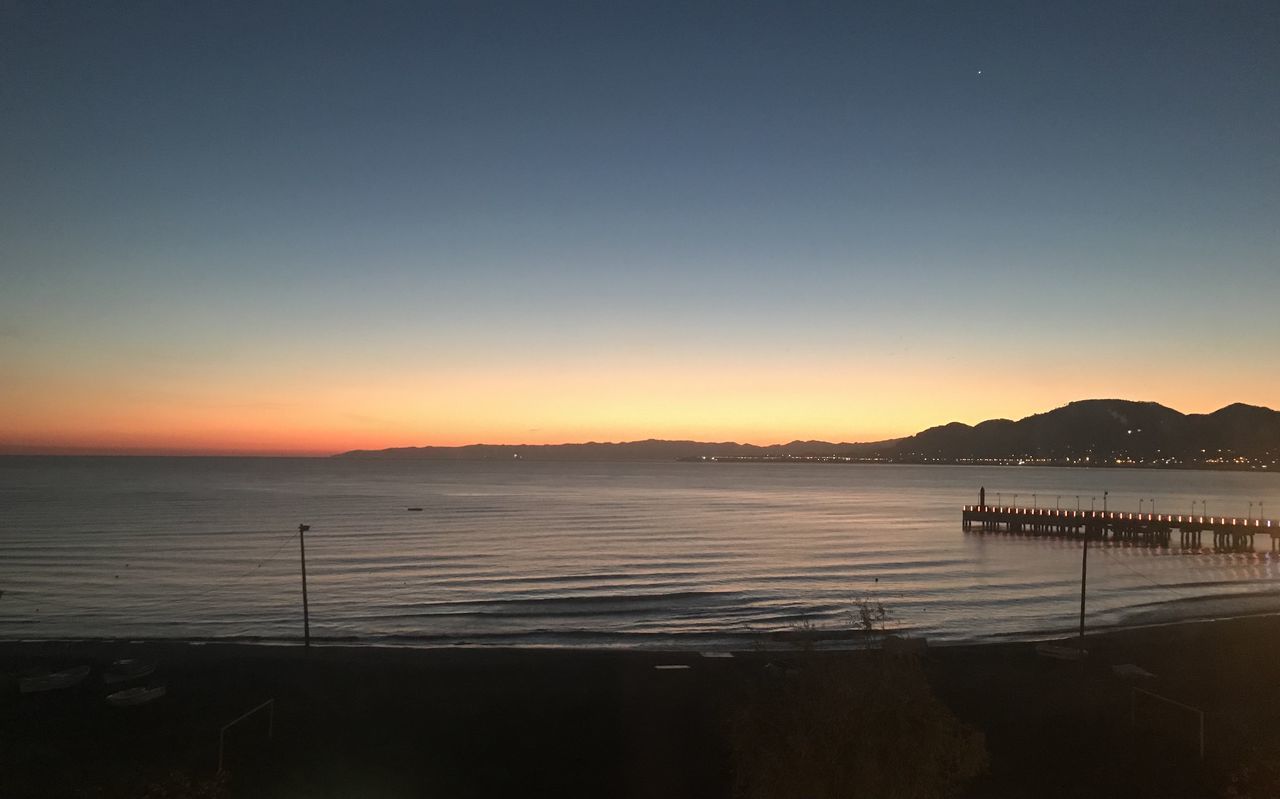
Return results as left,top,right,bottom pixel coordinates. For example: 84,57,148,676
103,658,157,684
20,665,91,694
107,685,167,707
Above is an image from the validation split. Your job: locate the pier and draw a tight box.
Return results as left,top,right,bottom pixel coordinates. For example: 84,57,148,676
962,505,1279,552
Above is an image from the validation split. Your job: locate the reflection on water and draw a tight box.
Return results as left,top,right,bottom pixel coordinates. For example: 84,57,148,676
0,457,1277,646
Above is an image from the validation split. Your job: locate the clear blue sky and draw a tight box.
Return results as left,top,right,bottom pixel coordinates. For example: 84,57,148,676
2,1,1277,453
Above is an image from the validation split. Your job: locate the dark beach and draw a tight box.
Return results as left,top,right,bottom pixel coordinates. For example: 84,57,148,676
5,615,1280,798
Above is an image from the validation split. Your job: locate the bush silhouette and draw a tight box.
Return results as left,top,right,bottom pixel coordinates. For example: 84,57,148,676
730,652,986,798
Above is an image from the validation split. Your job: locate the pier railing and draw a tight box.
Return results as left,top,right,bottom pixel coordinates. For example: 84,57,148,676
962,505,1278,551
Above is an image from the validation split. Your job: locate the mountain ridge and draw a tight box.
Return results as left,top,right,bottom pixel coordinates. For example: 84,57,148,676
335,399,1280,467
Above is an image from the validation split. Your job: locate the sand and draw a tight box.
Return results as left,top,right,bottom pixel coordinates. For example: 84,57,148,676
5,616,1280,797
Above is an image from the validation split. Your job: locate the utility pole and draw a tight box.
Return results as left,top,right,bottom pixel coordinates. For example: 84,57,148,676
299,523,311,648
1079,522,1089,650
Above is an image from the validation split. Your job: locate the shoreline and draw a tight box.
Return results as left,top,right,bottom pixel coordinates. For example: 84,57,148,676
7,603,1280,655
7,591,1280,653
5,452,1279,472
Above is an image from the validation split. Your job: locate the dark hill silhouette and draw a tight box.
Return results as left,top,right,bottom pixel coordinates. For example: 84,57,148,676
338,438,891,461
335,400,1280,467
886,399,1280,463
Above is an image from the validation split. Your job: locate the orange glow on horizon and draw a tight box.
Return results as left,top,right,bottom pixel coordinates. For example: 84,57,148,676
3,353,1276,456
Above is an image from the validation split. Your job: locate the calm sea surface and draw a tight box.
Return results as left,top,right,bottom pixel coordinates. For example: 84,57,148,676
1,457,1278,648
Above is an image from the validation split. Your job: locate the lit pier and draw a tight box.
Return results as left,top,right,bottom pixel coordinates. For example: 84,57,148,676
962,505,1279,552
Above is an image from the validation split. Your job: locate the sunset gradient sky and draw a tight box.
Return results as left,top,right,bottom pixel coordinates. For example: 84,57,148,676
2,2,1277,455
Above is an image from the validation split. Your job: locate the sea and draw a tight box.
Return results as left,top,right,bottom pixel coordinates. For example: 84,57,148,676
1,457,1277,649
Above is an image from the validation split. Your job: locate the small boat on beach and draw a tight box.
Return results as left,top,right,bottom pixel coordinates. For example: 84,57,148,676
20,665,91,694
107,685,167,707
103,658,156,684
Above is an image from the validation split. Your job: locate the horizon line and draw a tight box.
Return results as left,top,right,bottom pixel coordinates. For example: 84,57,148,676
3,398,1272,458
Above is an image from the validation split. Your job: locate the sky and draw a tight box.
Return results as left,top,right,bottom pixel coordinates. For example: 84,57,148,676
1,1,1277,455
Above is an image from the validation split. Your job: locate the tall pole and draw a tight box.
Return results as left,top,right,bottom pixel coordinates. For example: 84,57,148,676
1079,524,1089,649
299,523,311,648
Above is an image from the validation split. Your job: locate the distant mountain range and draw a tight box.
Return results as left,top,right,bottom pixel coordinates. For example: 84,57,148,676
889,400,1279,466
335,400,1280,469
337,438,892,461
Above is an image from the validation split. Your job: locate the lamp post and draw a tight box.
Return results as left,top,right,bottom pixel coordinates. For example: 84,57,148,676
298,523,311,649
1079,516,1090,651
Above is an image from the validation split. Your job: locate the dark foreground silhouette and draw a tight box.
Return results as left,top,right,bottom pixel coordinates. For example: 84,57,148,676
5,616,1280,797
